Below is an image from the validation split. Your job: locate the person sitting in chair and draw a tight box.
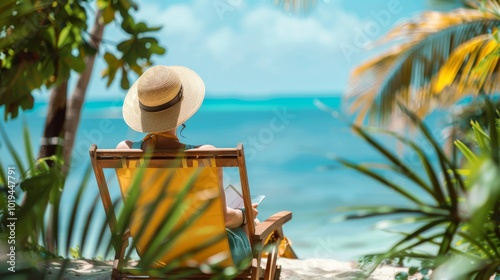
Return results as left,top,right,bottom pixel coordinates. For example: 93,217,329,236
116,65,258,265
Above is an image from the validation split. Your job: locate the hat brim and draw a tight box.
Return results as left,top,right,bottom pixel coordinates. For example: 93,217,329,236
122,66,205,133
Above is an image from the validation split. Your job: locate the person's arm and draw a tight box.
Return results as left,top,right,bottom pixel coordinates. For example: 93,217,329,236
194,145,258,228
225,205,259,229
116,140,133,149
225,207,245,228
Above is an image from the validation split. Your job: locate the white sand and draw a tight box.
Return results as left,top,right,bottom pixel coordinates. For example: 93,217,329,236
37,259,112,280
37,258,419,280
277,258,422,279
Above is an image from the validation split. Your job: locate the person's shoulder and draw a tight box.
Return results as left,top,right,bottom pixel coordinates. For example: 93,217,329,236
116,140,134,149
192,144,216,150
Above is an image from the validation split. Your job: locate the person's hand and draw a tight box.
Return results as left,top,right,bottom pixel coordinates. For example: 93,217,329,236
251,203,259,219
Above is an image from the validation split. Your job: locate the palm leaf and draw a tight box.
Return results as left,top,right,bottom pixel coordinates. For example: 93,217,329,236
347,7,500,127
352,125,438,201
363,126,448,205
389,232,447,256
65,166,92,257
373,9,490,46
373,215,450,230
78,194,100,258
334,157,425,205
476,0,500,17
0,122,26,175
471,120,492,154
122,170,176,263
138,170,202,265
439,220,459,254
432,34,500,97
484,97,500,164
273,0,316,14
399,104,466,199
338,206,446,221
94,196,121,258
458,231,498,258
22,122,35,173
389,219,449,252
455,139,479,164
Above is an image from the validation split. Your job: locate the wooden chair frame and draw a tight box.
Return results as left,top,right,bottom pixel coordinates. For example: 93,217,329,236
89,143,292,279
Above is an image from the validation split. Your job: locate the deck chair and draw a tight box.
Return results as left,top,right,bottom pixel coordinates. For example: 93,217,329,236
89,143,293,279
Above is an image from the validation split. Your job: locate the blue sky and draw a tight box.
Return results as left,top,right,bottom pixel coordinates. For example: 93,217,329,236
74,0,462,100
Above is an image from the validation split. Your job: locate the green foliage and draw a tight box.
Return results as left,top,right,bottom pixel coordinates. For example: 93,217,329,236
0,0,165,120
0,122,65,249
273,0,317,15
0,125,230,279
338,99,500,279
446,99,500,148
69,246,81,259
346,2,500,129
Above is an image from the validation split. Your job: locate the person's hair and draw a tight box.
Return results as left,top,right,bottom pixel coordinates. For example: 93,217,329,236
179,123,186,138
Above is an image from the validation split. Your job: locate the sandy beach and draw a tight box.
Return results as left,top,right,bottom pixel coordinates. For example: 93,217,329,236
36,258,419,280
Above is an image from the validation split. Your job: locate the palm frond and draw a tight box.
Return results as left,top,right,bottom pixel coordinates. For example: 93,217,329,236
272,0,316,15
362,126,448,204
432,34,500,97
373,9,491,46
458,231,499,258
65,166,92,257
78,194,100,258
338,206,446,221
476,0,500,17
0,122,26,175
334,156,426,205
347,7,500,127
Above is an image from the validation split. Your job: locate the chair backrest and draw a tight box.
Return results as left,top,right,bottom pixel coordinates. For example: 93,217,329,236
89,144,254,268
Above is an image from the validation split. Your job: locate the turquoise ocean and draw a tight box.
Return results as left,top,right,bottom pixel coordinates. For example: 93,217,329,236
1,96,445,261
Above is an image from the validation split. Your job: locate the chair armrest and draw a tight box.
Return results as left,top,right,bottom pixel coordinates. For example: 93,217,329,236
253,211,292,240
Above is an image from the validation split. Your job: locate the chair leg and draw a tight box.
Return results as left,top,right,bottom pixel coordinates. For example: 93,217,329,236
111,267,122,280
251,256,261,280
274,265,281,280
264,243,278,280
112,232,129,280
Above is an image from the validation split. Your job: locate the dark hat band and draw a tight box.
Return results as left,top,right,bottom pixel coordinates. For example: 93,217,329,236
139,86,183,112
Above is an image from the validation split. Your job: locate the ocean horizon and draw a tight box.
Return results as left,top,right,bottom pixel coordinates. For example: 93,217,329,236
1,96,445,261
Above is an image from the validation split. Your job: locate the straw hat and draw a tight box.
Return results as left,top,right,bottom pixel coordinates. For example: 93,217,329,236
122,65,205,133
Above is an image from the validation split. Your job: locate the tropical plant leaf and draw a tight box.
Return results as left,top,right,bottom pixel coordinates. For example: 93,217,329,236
337,206,443,221
432,34,500,97
65,166,91,257
94,196,122,259
0,123,26,175
122,165,173,263
363,126,447,204
466,119,492,157
399,104,465,201
455,139,479,164
138,170,202,265
373,215,449,230
484,97,500,164
334,156,425,205
458,231,498,258
352,126,437,198
390,219,449,252
273,0,317,15
78,194,100,259
347,7,500,128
